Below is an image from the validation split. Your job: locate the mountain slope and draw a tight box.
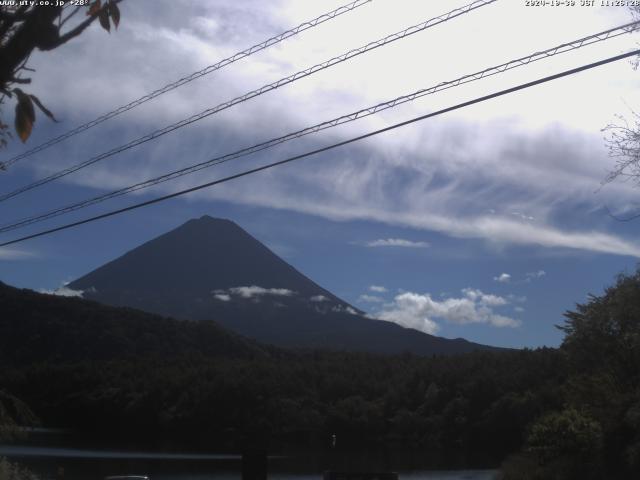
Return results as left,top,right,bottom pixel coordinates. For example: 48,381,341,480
0,281,268,366
70,216,354,315
68,216,501,355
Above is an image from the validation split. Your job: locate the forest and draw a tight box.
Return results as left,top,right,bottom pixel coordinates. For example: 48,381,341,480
0,269,639,479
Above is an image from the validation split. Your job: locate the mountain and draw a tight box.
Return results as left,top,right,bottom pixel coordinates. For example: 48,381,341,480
0,281,268,366
68,215,500,355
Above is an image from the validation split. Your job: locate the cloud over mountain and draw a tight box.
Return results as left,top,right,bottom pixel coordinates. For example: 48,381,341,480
40,285,85,298
375,288,521,335
64,216,501,354
226,286,295,298
310,295,329,302
0,248,35,260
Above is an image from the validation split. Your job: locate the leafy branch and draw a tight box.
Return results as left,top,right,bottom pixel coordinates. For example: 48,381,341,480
0,0,122,150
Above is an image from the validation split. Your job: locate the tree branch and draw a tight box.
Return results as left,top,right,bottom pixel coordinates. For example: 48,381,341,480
0,6,61,85
0,6,30,22
59,5,82,28
47,0,122,50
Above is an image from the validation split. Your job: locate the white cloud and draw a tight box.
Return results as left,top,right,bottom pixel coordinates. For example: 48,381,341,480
332,305,358,315
374,288,521,334
213,286,296,300
230,286,295,298
40,285,84,298
375,293,441,334
514,306,525,313
369,285,387,293
494,270,545,284
489,314,521,328
16,0,640,261
461,288,508,307
0,248,35,260
526,270,546,280
511,212,535,221
507,294,527,303
494,273,511,283
364,238,429,248
310,294,329,302
358,294,384,303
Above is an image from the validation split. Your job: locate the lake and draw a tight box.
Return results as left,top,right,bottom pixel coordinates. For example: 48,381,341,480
0,444,498,480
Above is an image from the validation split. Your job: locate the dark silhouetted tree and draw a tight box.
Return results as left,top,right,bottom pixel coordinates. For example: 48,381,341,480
601,6,640,190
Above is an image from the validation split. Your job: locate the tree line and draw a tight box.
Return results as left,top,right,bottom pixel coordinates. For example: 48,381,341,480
0,269,639,478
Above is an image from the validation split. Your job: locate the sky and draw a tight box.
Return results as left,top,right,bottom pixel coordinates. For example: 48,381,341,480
2,0,640,348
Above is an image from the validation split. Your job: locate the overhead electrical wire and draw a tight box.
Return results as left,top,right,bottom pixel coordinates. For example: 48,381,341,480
1,48,638,248
0,0,497,203
0,20,637,234
0,0,373,170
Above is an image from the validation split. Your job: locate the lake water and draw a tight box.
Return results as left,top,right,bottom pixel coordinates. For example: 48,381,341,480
0,444,497,480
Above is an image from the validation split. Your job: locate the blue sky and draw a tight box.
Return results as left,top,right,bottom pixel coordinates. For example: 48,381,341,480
2,0,640,348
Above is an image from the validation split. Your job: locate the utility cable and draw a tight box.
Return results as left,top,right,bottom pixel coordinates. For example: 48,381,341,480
1,47,637,248
0,0,497,202
0,20,637,234
0,0,373,169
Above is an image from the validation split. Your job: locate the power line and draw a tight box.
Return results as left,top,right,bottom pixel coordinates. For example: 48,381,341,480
0,0,497,203
0,20,637,234
1,48,637,248
0,0,373,170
